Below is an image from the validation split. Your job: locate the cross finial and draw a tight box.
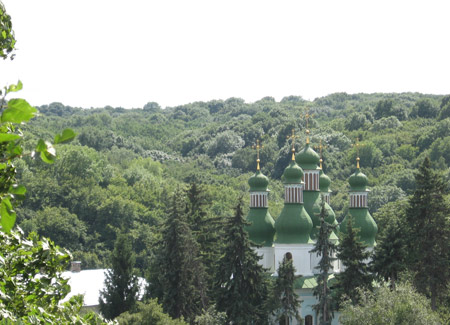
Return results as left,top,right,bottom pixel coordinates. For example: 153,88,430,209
252,139,263,171
286,129,299,161
300,108,314,144
314,139,328,169
351,138,364,169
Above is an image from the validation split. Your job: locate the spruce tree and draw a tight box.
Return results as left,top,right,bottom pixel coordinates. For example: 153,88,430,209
99,232,139,320
405,157,450,310
310,199,337,325
334,217,372,308
185,183,222,291
370,217,407,290
271,255,302,325
215,199,269,324
152,189,208,323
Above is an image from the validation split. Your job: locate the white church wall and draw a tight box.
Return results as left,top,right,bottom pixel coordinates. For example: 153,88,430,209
274,244,314,276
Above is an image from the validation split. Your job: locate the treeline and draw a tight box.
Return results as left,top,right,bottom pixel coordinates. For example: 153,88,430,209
12,93,450,322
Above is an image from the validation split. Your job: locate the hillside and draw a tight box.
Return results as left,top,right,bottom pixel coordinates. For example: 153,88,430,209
16,92,450,271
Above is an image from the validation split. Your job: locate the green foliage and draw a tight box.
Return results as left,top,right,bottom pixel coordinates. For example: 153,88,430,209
0,2,15,60
339,282,441,325
194,305,227,325
438,95,450,120
148,188,208,323
410,99,439,118
0,230,106,324
215,199,269,324
374,99,408,121
270,255,302,325
116,300,186,325
334,217,372,308
310,199,337,325
405,157,450,310
99,232,139,320
370,217,407,289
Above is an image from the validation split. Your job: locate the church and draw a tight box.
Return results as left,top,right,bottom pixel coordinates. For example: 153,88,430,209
245,129,378,325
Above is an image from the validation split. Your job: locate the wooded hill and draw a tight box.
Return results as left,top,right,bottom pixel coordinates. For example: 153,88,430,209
16,92,450,272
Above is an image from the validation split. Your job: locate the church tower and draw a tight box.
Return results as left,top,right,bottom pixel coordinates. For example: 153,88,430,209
245,140,276,271
274,130,313,275
296,130,322,240
340,156,378,247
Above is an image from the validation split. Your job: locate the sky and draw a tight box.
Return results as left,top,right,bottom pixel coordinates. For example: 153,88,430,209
1,0,450,109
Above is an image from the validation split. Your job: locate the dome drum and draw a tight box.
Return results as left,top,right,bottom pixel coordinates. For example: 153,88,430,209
284,184,304,204
350,192,368,208
303,170,320,191
250,192,269,208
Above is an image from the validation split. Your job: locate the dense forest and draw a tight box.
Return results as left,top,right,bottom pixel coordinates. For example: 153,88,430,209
15,93,450,272
2,2,449,323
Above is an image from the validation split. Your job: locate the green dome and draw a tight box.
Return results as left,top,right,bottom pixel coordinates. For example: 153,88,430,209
303,191,321,240
296,144,320,170
349,168,369,192
282,160,304,184
319,170,331,192
246,208,275,247
340,209,378,247
275,204,313,244
248,170,269,192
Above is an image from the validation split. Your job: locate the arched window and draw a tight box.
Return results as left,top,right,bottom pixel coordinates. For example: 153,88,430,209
305,315,313,325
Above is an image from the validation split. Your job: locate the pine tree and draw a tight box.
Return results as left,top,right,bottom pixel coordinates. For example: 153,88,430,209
271,255,302,325
405,157,450,310
185,183,222,291
99,232,139,320
151,189,208,323
334,217,372,308
310,199,337,325
215,199,269,324
370,217,407,290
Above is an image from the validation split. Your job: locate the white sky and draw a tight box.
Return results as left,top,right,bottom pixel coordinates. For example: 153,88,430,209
1,0,449,109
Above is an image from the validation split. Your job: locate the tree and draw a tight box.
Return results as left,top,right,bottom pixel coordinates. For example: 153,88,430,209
405,157,450,310
334,217,372,308
0,230,105,323
149,189,208,323
411,99,439,118
310,199,337,324
271,255,302,325
116,300,187,325
0,1,15,60
370,217,407,289
438,95,450,120
215,199,269,324
185,183,222,293
339,282,441,325
99,232,139,320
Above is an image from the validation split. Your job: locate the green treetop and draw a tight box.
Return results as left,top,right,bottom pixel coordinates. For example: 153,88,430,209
215,199,270,324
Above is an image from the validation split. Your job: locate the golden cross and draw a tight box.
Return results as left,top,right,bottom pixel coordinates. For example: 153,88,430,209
314,139,328,169
286,129,299,160
351,138,365,168
300,108,314,144
252,139,263,171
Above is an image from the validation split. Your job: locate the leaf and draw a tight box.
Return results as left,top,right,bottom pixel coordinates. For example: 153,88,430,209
9,184,26,196
6,80,23,94
0,197,16,233
54,128,76,144
36,140,56,164
0,133,20,143
1,98,37,123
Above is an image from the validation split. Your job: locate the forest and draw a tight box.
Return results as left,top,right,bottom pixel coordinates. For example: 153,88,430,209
15,93,450,269
12,92,450,323
1,2,450,323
